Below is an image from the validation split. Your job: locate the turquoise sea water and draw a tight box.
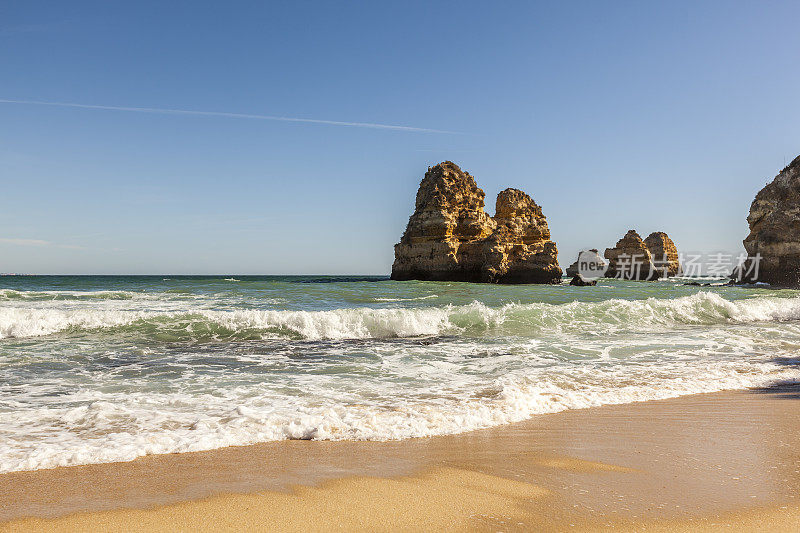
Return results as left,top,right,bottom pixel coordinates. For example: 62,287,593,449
1,275,799,472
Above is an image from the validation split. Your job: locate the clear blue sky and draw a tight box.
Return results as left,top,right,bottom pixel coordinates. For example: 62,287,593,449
1,1,799,274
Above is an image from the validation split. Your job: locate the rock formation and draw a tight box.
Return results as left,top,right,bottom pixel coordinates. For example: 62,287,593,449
569,274,597,286
732,155,800,287
565,249,606,278
565,261,578,278
391,162,562,284
604,230,662,281
644,232,682,277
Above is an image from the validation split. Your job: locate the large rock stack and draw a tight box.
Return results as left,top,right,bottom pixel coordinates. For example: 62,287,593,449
604,230,662,280
644,232,682,277
391,162,562,284
733,155,800,287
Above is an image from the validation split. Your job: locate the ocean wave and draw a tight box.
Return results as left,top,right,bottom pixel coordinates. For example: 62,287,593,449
1,358,796,473
0,289,139,301
372,294,438,302
2,292,800,341
658,276,727,283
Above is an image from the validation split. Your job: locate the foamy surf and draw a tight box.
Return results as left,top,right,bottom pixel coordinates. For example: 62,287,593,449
1,356,795,473
1,291,800,341
1,276,799,473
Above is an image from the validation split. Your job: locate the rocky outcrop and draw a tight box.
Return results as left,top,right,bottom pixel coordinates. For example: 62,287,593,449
569,274,597,286
604,230,662,281
644,232,682,277
391,162,562,284
565,249,606,278
732,155,800,287
565,262,578,278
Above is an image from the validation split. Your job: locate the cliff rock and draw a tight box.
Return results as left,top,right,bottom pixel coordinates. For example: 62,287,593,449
391,162,562,284
733,155,800,287
604,230,662,281
644,232,682,277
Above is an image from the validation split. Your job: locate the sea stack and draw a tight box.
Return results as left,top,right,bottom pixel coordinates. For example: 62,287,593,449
391,162,562,283
732,155,800,287
644,232,682,277
604,230,662,280
565,249,606,277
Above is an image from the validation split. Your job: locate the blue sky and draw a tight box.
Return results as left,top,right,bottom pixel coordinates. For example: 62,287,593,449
1,1,799,274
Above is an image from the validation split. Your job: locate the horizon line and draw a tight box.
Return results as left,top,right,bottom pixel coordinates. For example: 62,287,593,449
0,273,393,277
0,98,462,134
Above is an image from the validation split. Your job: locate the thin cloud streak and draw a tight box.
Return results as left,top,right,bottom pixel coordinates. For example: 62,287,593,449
0,238,86,250
0,98,461,134
0,238,50,247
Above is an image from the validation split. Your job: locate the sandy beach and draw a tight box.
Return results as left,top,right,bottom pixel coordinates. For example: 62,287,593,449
4,0,800,530
2,385,799,532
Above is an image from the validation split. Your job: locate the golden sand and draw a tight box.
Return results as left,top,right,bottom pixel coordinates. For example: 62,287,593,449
2,388,799,531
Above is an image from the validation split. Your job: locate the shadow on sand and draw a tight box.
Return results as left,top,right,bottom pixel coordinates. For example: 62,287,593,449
749,356,800,399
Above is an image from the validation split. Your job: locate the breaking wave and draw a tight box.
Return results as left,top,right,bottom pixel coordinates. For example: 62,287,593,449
0,289,139,301
3,279,800,473
1,356,795,473
2,292,799,341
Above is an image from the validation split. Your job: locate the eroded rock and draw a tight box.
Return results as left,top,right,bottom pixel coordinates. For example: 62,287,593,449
604,230,662,281
733,155,800,287
644,232,682,277
391,162,561,283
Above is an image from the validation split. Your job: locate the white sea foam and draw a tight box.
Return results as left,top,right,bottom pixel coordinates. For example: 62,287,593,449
372,294,439,302
0,289,141,300
0,356,796,473
0,307,147,338
1,292,799,340
2,286,800,473
658,276,727,283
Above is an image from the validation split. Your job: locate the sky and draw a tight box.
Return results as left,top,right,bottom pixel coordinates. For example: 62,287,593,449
1,1,799,275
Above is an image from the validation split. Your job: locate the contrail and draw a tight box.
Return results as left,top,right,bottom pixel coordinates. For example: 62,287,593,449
0,98,460,134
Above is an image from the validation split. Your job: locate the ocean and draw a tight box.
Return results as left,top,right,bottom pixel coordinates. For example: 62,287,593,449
1,275,799,473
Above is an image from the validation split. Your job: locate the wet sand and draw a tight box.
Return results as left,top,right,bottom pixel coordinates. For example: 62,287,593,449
2,385,799,531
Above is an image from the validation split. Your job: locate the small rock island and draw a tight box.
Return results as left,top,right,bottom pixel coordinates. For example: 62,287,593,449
391,162,562,283
565,249,605,278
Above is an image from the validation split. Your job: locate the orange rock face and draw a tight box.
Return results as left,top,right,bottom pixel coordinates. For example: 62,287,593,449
604,230,662,281
391,162,561,284
644,232,682,277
